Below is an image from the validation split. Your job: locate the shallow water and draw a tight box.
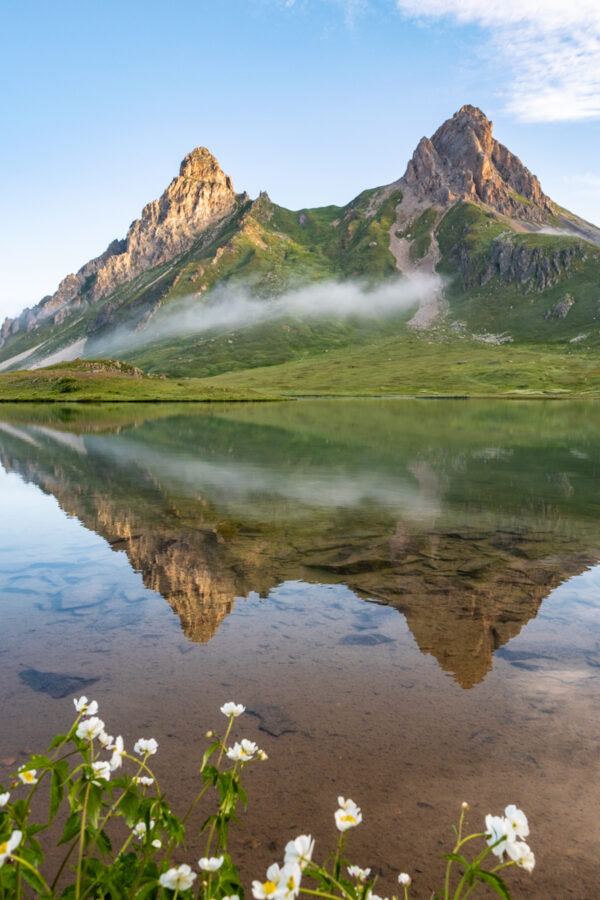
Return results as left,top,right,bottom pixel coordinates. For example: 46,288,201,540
1,399,600,897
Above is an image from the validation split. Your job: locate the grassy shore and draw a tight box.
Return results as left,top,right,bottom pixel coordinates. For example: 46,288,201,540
0,359,276,402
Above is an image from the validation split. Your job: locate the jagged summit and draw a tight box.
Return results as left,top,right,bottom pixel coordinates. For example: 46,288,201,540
402,104,554,222
178,146,233,191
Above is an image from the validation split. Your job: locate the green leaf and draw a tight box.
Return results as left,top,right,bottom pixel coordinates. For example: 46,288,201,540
48,733,68,751
96,828,112,856
200,741,221,772
86,783,103,829
50,760,69,823
136,883,159,899
58,812,81,846
442,852,469,867
476,871,512,899
120,788,141,827
28,754,53,769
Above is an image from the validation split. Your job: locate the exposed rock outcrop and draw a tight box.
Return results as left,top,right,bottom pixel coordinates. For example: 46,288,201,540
458,234,586,291
402,105,555,223
0,148,239,347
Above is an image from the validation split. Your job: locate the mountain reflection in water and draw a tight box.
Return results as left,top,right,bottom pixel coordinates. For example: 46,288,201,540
2,399,600,898
0,399,599,688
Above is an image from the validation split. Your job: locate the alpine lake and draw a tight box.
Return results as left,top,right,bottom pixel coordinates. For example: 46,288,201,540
1,398,600,898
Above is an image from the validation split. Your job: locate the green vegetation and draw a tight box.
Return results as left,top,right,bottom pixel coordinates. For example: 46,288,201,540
124,313,413,379
202,331,600,397
436,202,600,344
0,359,273,402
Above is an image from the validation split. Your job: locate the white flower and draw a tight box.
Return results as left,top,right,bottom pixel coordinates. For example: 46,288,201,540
348,866,371,881
337,796,360,813
252,862,285,899
279,863,302,899
335,806,362,831
74,696,98,716
504,805,529,840
226,739,258,762
18,767,38,785
135,776,154,787
258,749,268,761
132,819,154,840
76,717,105,741
0,793,10,807
133,822,147,840
198,855,224,871
91,761,111,783
134,737,158,756
398,873,412,886
461,801,470,810
109,735,125,771
152,839,162,849
222,896,240,900
285,834,314,871
0,830,22,867
159,864,197,891
505,840,535,872
221,702,246,718
367,893,388,900
98,732,113,749
485,814,509,859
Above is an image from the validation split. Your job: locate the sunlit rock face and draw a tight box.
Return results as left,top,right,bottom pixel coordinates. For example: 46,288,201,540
0,148,238,345
402,105,555,223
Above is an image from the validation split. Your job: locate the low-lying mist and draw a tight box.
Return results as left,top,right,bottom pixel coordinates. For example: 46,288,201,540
89,275,441,356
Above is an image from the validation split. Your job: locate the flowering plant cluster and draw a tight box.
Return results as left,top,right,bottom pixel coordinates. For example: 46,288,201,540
0,699,534,899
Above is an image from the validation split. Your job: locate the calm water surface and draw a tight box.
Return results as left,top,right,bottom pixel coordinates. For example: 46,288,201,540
1,399,600,898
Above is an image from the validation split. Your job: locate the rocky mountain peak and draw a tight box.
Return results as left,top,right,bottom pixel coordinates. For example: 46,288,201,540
178,146,233,191
402,105,555,222
0,147,239,350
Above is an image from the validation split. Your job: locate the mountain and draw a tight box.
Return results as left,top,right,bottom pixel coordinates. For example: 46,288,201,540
2,105,600,382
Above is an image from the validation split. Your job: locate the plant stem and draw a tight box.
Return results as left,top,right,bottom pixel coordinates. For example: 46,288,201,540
300,889,346,900
10,856,52,896
50,837,80,890
182,781,211,825
75,782,91,900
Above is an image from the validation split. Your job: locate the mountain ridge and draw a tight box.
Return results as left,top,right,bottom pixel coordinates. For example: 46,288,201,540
2,104,600,377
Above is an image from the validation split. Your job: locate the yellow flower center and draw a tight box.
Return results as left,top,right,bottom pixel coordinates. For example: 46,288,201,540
263,881,278,895
0,841,7,854
341,814,356,824
21,772,35,783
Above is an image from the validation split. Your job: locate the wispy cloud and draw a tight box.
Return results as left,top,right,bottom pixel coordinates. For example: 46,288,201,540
395,0,600,122
268,0,370,27
563,173,600,194
87,276,437,358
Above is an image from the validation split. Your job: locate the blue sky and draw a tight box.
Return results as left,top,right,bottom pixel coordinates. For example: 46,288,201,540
1,0,599,319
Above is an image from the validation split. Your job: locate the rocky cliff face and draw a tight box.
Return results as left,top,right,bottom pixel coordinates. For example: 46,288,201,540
402,105,555,223
0,148,238,347
460,234,587,291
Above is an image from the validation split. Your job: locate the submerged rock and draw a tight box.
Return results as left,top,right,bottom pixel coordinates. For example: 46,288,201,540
19,667,99,699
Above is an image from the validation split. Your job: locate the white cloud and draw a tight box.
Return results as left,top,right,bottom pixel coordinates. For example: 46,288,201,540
396,0,600,122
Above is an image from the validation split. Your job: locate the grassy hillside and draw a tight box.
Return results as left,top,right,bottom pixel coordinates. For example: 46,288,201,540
0,359,273,402
201,330,600,397
437,202,600,345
